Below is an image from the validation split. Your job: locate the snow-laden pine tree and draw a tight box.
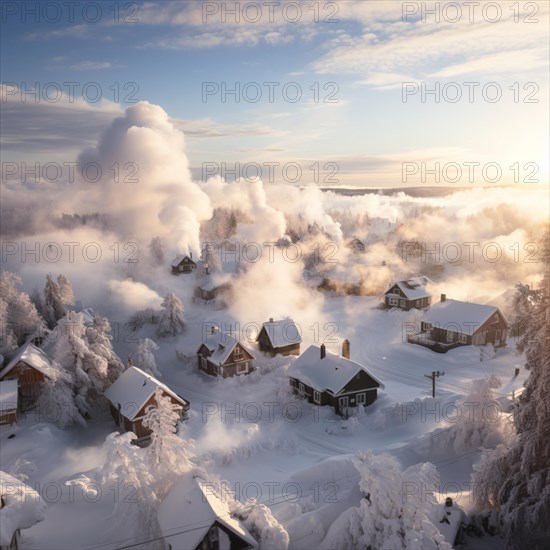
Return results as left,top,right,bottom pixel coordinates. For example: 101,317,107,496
85,315,125,383
156,292,185,337
133,338,161,378
230,499,289,549
201,242,222,273
43,274,67,329
57,274,75,307
0,271,45,351
472,232,550,549
30,288,44,318
142,388,193,500
149,236,165,265
49,311,113,418
321,451,452,550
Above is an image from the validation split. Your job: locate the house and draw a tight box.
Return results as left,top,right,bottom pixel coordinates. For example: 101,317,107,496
256,318,302,356
0,342,55,410
1,471,46,550
158,476,257,550
0,381,18,426
171,253,197,274
194,272,232,303
408,294,509,353
347,237,365,253
288,341,385,416
197,330,254,378
384,276,433,310
104,366,190,443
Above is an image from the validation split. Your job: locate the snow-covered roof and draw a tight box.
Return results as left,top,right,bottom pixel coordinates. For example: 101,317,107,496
259,318,302,348
0,342,55,380
171,254,195,267
386,276,433,300
287,345,384,395
103,367,189,421
434,502,466,545
423,299,505,335
198,331,254,365
198,272,232,292
158,476,257,550
0,380,18,412
0,471,46,546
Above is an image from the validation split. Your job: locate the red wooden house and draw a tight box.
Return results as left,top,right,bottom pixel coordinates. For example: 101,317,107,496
171,254,197,274
104,366,190,443
384,276,433,310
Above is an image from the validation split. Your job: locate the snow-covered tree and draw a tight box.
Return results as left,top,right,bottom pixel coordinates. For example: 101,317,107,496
230,499,289,549
472,232,550,549
201,242,222,273
57,274,75,306
30,288,44,318
321,451,452,550
43,274,66,328
156,292,185,337
149,236,165,265
85,315,125,383
142,388,193,500
0,271,45,351
133,338,161,378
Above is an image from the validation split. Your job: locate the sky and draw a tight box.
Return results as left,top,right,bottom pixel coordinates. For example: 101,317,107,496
1,0,549,187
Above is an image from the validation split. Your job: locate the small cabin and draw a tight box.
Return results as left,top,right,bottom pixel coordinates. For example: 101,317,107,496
408,295,509,352
0,342,55,410
197,331,254,378
288,341,384,416
104,366,190,443
0,381,18,426
256,318,302,356
347,237,365,253
158,476,257,550
1,471,46,550
171,254,197,274
194,273,232,303
384,276,432,310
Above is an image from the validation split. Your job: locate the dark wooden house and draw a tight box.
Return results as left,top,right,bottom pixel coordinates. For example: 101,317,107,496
347,237,366,253
288,341,384,416
0,380,18,426
384,276,432,310
194,273,232,303
408,295,509,352
256,318,302,356
197,331,254,378
104,366,190,443
158,476,257,550
0,342,54,410
171,254,197,274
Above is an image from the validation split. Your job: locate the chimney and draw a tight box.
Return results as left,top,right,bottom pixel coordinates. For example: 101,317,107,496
127,357,133,369
269,317,273,323
205,262,210,275
342,339,350,359
190,252,193,259
441,294,446,302
320,343,326,359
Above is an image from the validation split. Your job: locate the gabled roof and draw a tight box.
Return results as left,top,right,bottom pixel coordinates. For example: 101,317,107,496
198,331,254,365
0,342,55,380
258,319,302,348
0,380,18,412
287,345,384,395
422,299,506,335
386,276,433,300
198,272,232,292
0,471,46,546
158,476,257,550
171,255,196,268
104,366,189,421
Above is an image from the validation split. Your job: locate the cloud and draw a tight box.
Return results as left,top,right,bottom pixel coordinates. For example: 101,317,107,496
70,61,123,71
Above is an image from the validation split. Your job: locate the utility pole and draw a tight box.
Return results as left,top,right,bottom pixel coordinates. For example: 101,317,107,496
425,370,445,398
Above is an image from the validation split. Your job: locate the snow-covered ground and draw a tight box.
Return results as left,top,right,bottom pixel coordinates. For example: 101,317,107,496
0,286,526,549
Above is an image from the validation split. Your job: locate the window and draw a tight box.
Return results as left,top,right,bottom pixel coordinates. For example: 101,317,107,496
446,330,454,343
400,300,406,308
298,383,305,397
233,347,244,361
339,396,349,408
313,390,321,404
388,297,398,306
237,362,248,374
356,393,366,405
458,333,467,344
